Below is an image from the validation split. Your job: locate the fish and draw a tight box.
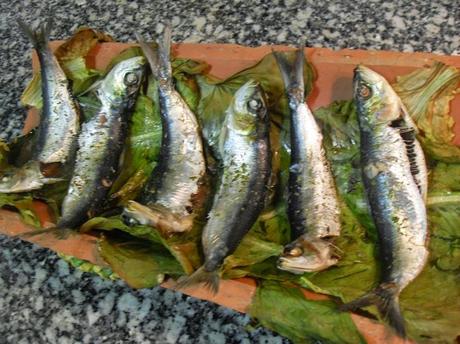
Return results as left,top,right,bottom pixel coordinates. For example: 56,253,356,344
339,65,428,338
122,27,207,235
57,56,146,229
0,19,80,193
177,80,271,293
0,161,63,193
274,48,341,274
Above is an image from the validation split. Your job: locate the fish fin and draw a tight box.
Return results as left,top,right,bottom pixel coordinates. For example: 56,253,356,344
273,46,305,100
42,177,65,185
339,284,406,338
157,24,173,84
13,227,73,240
136,32,160,80
136,25,172,86
175,266,220,295
17,18,53,50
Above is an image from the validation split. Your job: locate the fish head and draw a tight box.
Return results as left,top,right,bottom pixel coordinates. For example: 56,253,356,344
122,200,193,235
121,200,149,227
277,237,338,274
101,56,146,104
0,161,60,193
354,65,401,128
229,80,267,135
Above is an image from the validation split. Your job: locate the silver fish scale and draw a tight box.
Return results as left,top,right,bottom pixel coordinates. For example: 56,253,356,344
154,88,206,216
37,56,79,164
291,103,341,238
203,126,260,256
361,125,428,291
60,107,117,218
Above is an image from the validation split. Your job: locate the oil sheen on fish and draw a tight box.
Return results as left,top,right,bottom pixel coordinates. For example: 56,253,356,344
122,28,207,235
274,48,341,274
0,20,80,193
58,56,145,229
340,65,428,338
176,80,271,293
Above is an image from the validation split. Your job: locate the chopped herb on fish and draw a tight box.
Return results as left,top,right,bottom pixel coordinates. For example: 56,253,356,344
339,65,428,338
274,48,341,274
177,80,271,293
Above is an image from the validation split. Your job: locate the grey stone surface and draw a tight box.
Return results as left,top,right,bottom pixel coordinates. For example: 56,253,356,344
0,0,458,343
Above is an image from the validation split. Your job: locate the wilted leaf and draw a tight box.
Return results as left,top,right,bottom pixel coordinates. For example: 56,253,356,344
98,232,183,288
393,62,460,162
54,27,113,61
81,216,200,275
249,281,365,344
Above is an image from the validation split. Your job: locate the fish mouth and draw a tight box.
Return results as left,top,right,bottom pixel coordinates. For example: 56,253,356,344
123,200,193,235
277,237,339,274
0,161,63,193
277,254,338,274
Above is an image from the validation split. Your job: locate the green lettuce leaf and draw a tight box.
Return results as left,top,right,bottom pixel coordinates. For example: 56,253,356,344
81,216,201,275
221,203,292,280
58,253,119,280
249,281,365,344
429,162,460,192
98,231,183,288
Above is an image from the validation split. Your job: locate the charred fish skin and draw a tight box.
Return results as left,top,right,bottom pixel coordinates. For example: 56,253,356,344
177,81,271,293
18,19,80,165
274,48,341,274
124,28,207,234
340,65,428,338
58,57,146,229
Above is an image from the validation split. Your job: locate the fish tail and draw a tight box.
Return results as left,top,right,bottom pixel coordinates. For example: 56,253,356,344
273,46,305,98
13,227,73,240
17,18,53,50
175,265,220,295
158,24,172,80
136,24,172,85
339,284,406,338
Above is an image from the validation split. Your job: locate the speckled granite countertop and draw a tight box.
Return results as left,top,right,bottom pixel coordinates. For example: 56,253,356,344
0,1,458,343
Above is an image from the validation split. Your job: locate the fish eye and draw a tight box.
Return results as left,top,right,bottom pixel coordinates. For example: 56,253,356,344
248,99,262,110
286,246,303,257
124,72,139,86
121,212,139,226
358,84,372,99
